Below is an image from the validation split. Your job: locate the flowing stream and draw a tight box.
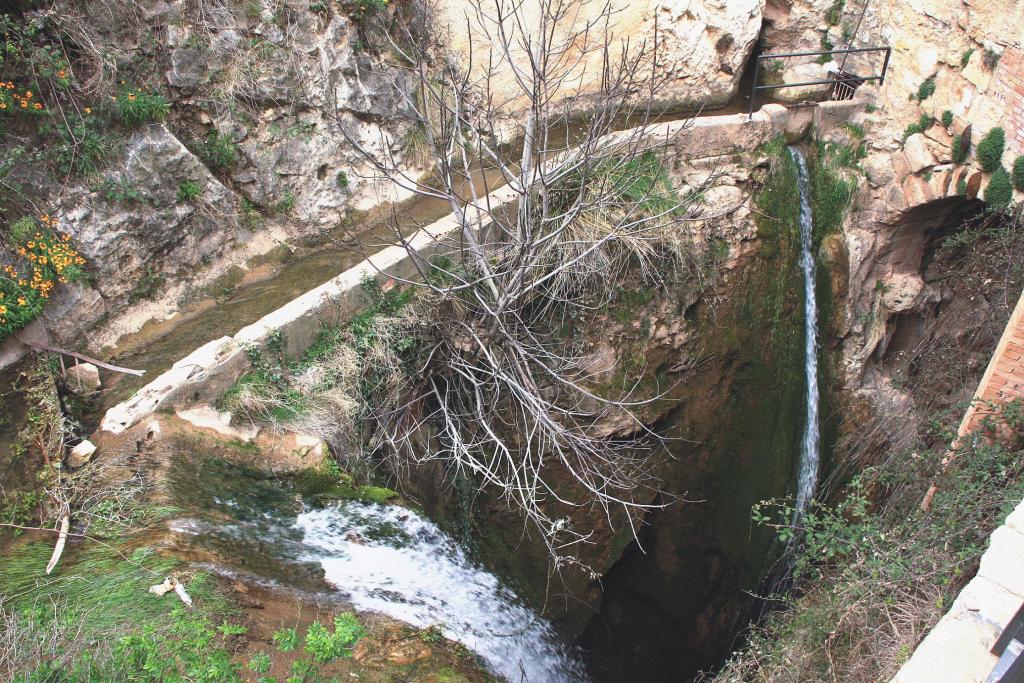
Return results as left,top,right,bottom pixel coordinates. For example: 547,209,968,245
166,457,586,682
788,146,821,519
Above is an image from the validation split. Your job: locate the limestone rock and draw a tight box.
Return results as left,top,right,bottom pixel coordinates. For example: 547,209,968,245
68,439,98,468
167,46,210,90
40,282,105,346
863,153,895,187
59,124,240,305
65,363,101,392
774,62,833,103
177,405,260,442
902,133,936,173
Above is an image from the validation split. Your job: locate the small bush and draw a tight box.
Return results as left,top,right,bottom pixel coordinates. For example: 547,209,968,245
199,131,239,170
274,189,295,214
825,0,844,25
977,127,1005,172
336,170,349,190
952,131,971,164
1012,156,1024,192
941,109,954,128
961,48,974,67
304,613,365,662
956,177,967,195
816,35,835,64
346,0,387,20
115,87,169,126
915,77,936,101
983,47,1001,70
902,114,933,141
984,166,1013,210
178,179,202,202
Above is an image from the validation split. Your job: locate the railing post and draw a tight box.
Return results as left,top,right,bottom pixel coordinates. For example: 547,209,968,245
879,46,892,86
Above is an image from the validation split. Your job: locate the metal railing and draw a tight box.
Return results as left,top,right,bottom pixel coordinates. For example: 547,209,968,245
748,46,892,118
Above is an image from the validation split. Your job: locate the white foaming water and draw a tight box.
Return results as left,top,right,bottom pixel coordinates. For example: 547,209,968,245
788,146,821,520
294,502,587,683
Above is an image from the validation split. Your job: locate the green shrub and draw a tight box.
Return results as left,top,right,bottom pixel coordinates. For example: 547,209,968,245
303,613,365,662
977,127,1005,172
116,87,169,125
54,116,114,177
961,48,974,67
199,131,239,170
347,0,387,20
956,177,967,195
1012,156,1024,192
915,77,936,101
902,114,933,141
983,47,1001,70
825,0,844,25
178,179,202,202
952,131,971,164
274,189,295,214
273,627,299,652
941,110,954,128
336,170,349,190
816,35,835,64
984,166,1013,210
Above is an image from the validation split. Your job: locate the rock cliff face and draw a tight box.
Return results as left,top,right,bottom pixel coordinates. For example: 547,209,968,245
438,0,764,111
4,0,775,362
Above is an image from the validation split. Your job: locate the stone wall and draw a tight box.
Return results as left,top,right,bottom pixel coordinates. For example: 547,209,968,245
993,47,1024,156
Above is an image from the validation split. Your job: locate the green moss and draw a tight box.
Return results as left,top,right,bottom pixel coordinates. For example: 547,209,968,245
941,110,954,128
808,143,855,243
357,485,400,504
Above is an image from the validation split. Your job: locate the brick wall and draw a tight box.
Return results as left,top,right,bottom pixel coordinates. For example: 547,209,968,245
994,46,1024,156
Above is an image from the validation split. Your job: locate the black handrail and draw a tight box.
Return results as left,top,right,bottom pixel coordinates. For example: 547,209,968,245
748,46,892,118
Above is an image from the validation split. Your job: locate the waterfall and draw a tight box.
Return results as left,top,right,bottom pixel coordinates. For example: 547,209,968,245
788,146,821,521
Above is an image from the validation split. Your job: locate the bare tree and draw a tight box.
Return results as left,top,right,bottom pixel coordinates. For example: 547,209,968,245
338,0,710,566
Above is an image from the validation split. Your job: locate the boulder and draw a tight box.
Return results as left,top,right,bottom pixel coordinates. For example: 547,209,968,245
68,439,98,468
774,62,833,103
65,363,101,392
59,124,239,304
902,133,936,173
863,153,895,187
167,46,210,90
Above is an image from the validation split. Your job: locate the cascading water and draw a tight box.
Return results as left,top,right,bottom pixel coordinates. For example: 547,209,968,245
788,146,821,521
296,503,587,682
166,460,586,683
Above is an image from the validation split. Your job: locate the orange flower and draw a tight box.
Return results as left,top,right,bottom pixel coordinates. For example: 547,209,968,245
16,297,25,306
84,107,91,114
24,90,31,98
0,103,6,110
19,100,27,108
33,102,41,110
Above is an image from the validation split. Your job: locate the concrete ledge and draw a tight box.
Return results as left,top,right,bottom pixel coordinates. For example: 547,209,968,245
892,498,1024,682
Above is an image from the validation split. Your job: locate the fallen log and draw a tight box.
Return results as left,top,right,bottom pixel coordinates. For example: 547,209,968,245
17,337,145,376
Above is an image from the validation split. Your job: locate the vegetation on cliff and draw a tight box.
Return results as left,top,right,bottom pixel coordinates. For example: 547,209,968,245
707,209,1024,683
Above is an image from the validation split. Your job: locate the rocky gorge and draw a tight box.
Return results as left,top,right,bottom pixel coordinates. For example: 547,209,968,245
1,0,1023,681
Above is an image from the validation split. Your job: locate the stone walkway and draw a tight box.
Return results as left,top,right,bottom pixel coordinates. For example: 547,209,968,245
893,289,1024,682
